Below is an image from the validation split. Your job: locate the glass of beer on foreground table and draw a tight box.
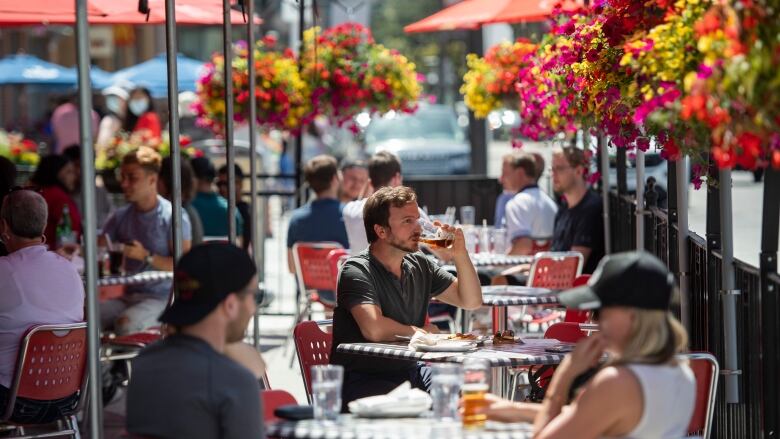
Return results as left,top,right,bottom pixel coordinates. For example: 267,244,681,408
461,358,490,428
418,217,455,248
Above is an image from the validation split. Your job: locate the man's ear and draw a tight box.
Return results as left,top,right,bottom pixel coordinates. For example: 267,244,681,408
222,293,240,319
373,224,387,240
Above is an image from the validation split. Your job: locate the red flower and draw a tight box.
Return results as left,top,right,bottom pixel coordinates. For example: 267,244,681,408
712,146,737,168
661,138,680,161
773,150,780,169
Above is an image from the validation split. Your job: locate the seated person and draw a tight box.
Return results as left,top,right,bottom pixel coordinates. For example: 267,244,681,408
217,164,255,249
0,189,84,423
190,156,242,239
330,186,482,409
100,147,192,335
338,158,369,203
503,151,557,255
158,156,203,245
287,155,349,303
483,252,695,439
549,146,604,273
494,152,521,228
126,243,262,439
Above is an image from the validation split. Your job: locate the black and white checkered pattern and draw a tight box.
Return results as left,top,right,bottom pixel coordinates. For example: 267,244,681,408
266,417,533,438
482,295,559,306
96,271,173,287
337,342,565,368
469,254,532,267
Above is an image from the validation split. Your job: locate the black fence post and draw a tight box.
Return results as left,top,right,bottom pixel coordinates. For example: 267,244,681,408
667,160,679,275
705,156,722,353
467,29,487,176
760,166,780,437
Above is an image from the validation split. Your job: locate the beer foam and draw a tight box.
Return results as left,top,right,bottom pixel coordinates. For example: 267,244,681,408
461,383,489,393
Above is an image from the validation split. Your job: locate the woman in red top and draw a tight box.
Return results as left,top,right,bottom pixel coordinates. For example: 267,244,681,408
124,86,161,140
30,154,82,250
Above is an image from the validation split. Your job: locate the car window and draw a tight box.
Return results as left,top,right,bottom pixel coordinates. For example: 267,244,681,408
365,107,464,145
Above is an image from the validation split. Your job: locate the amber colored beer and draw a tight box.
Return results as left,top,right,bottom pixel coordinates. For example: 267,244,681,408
419,237,454,248
461,383,489,428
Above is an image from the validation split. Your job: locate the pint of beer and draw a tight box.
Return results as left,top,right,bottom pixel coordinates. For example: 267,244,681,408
461,358,490,429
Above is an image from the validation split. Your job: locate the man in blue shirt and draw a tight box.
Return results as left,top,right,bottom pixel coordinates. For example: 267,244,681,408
286,155,349,303
190,157,242,239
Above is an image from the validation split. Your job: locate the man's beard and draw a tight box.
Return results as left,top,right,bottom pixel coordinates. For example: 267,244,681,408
387,231,418,253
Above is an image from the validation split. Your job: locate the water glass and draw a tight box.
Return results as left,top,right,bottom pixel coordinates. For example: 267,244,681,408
311,365,343,421
491,228,508,255
463,226,479,254
431,363,463,420
462,358,490,429
479,225,491,254
459,206,476,226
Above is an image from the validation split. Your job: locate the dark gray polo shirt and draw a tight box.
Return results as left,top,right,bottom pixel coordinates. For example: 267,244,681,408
330,250,456,374
126,334,263,439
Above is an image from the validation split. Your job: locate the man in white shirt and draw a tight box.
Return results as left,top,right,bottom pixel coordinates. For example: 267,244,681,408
342,151,403,255
503,151,558,255
0,189,84,422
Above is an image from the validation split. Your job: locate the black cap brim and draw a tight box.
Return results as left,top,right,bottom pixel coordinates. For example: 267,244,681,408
158,294,223,326
558,285,602,310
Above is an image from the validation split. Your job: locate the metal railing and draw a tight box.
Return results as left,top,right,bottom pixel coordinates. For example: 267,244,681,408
608,189,779,438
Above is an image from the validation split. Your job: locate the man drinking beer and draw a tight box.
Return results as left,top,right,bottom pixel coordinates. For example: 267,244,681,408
330,186,483,410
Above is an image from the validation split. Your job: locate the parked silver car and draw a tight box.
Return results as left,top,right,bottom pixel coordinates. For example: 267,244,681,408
363,104,471,175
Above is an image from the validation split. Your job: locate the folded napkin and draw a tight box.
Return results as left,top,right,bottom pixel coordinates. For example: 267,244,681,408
348,381,432,413
408,330,439,351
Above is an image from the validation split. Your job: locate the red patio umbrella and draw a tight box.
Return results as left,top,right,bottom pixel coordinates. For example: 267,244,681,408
0,0,258,26
404,0,582,33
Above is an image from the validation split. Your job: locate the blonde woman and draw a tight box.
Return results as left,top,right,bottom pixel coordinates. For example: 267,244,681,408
485,251,695,439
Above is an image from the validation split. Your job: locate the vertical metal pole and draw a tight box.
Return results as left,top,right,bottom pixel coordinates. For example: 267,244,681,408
635,149,645,249
675,156,691,332
759,166,780,433
598,133,611,254
295,0,306,207
165,0,183,261
247,0,262,350
616,148,628,250
224,0,237,243
719,168,740,403
75,0,103,435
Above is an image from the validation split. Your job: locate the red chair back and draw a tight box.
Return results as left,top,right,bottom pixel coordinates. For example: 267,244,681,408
543,322,587,343
293,242,343,291
528,252,583,290
685,352,719,438
293,320,333,403
261,389,298,422
531,240,551,254
326,248,350,290
3,323,87,421
563,274,591,323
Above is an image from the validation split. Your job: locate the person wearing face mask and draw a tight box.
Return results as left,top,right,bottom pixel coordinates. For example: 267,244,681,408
124,87,161,140
97,85,129,148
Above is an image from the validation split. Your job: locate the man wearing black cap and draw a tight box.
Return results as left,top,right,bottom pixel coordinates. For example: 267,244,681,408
126,243,262,439
191,156,243,238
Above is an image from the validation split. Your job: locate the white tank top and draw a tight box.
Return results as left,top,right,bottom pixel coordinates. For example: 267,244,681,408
618,362,696,439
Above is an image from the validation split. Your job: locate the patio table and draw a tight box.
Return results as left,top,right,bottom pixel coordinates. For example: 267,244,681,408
96,270,173,287
266,416,533,438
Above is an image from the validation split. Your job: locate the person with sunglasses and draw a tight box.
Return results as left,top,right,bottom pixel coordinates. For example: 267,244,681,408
482,251,695,439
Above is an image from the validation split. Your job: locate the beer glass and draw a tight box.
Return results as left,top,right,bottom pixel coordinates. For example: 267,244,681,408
461,358,490,428
418,217,454,248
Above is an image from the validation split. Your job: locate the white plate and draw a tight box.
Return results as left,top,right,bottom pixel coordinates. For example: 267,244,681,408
413,340,477,352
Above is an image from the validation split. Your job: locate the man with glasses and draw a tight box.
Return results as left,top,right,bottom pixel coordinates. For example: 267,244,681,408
0,189,83,422
550,146,604,273
100,146,192,334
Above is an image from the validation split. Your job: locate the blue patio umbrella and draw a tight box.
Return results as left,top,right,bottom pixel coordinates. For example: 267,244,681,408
108,53,206,98
0,54,77,86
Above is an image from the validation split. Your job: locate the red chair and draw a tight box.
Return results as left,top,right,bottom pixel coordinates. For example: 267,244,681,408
326,248,350,290
292,242,344,320
1,323,87,438
261,390,298,422
293,320,333,403
685,352,719,439
527,251,584,290
531,239,551,254
563,274,591,324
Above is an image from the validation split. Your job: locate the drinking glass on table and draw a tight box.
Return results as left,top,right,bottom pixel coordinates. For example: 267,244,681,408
311,364,343,421
108,243,125,276
491,228,508,255
461,358,490,429
459,206,475,226
431,363,463,421
418,217,455,249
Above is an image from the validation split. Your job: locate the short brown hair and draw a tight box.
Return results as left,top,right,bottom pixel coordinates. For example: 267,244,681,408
554,146,588,169
368,151,401,188
363,186,417,244
531,152,545,181
123,146,162,174
304,155,338,194
504,151,537,180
